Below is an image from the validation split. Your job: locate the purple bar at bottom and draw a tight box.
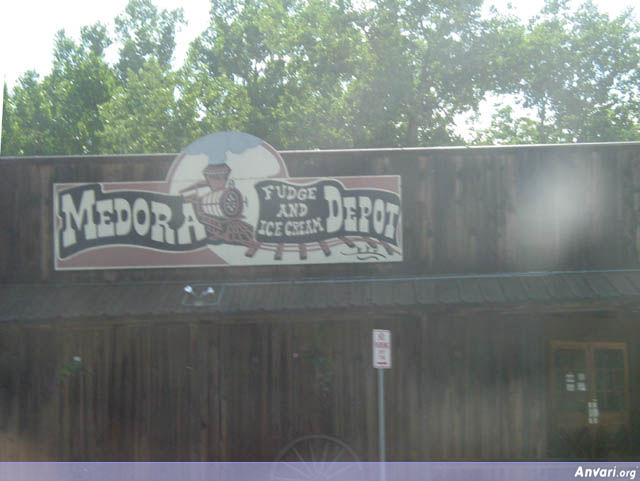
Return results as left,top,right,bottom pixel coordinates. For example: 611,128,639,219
1,462,639,481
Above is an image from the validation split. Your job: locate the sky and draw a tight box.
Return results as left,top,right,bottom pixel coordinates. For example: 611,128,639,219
0,0,638,140
1,0,210,88
2,0,638,89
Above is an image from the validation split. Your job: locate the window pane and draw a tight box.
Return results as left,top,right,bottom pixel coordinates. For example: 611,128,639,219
552,344,627,419
612,370,624,390
610,392,623,412
599,391,624,412
555,349,588,413
556,348,586,369
596,369,612,391
595,349,623,369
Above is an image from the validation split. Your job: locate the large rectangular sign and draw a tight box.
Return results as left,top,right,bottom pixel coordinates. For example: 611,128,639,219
53,132,402,270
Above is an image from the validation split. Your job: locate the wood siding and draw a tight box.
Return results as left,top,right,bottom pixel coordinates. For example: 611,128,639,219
2,144,640,461
2,307,637,461
1,144,640,283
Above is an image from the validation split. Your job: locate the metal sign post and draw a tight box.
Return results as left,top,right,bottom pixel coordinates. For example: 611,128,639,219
378,368,386,461
373,329,391,481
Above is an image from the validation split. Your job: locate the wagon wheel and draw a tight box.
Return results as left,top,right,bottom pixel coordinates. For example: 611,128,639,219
271,435,362,481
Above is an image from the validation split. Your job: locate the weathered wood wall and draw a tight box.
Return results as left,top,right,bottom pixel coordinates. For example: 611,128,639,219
1,143,640,284
2,306,637,461
2,144,640,462
0,309,530,461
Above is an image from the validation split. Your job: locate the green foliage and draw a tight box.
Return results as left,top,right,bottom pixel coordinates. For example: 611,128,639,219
183,0,517,148
177,60,252,138
1,0,184,156
114,0,185,83
51,357,90,392
98,0,188,152
46,26,116,154
183,0,365,148
1,83,12,154
267,0,366,148
4,71,55,155
345,0,518,147
1,0,639,154
2,25,115,155
474,0,640,144
98,60,184,153
294,326,334,395
473,105,551,145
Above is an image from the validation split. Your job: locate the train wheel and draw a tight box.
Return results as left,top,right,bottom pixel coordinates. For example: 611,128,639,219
220,188,243,217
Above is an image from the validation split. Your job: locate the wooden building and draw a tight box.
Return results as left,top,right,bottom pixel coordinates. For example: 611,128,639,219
1,141,640,461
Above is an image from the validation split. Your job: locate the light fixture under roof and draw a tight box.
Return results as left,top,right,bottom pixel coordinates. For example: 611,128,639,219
182,284,223,306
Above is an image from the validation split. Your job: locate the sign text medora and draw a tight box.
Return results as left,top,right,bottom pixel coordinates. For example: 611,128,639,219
58,185,207,258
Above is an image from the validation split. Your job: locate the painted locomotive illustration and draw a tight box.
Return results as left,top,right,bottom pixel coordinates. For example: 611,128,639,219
180,163,256,247
170,132,401,263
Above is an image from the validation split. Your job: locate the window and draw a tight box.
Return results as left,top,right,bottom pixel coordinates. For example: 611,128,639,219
549,341,630,458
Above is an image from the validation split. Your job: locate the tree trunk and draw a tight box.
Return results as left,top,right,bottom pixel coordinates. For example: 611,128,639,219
538,103,547,144
407,111,418,147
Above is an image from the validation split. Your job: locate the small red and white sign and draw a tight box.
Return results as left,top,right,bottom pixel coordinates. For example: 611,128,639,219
373,329,392,369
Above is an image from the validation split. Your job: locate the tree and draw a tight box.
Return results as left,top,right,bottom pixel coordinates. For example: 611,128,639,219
183,0,366,149
4,0,639,154
2,71,55,155
1,24,115,155
95,0,191,152
554,1,640,141
472,105,551,145
44,24,116,154
177,56,252,140
266,0,366,148
2,0,187,156
343,0,521,147
99,60,184,153
114,0,185,83
474,0,640,144
1,83,14,155
186,0,517,148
